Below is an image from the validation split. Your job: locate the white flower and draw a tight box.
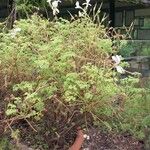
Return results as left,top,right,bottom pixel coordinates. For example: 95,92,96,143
10,27,21,38
75,1,82,9
82,0,91,7
52,0,61,9
78,11,83,17
14,28,21,32
52,8,59,15
83,134,90,140
47,0,61,16
112,55,122,65
116,66,125,74
112,55,125,74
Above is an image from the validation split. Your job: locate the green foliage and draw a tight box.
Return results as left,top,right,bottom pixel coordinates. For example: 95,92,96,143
0,138,15,150
119,40,150,57
140,47,150,56
6,81,46,120
0,14,149,143
111,76,150,139
15,0,48,18
118,40,135,57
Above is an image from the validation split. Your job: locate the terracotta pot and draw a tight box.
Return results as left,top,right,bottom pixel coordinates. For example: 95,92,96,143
69,128,85,150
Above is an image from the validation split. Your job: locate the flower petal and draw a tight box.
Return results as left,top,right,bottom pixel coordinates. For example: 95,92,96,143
116,66,125,74
112,55,121,65
75,1,81,9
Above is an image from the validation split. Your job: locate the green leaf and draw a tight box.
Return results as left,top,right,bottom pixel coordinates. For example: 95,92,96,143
6,109,17,116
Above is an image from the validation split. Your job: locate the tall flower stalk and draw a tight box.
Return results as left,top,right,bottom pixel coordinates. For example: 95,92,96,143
47,0,61,18
75,0,91,17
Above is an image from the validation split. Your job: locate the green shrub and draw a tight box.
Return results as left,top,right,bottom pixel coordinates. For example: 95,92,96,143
0,14,149,144
119,40,150,57
0,14,115,120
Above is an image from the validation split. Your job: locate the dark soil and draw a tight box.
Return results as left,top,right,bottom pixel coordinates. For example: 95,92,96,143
0,92,145,150
82,128,143,150
15,125,144,150
0,119,145,150
22,128,144,150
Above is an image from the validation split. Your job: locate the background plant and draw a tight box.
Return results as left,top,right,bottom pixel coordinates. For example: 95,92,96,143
119,40,150,57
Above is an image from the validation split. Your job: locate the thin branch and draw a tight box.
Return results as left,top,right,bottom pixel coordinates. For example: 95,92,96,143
25,118,37,132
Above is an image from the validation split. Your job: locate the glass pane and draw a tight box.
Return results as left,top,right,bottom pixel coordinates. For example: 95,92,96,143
125,10,134,26
115,12,123,27
134,18,139,26
139,17,144,27
137,29,150,40
144,17,150,28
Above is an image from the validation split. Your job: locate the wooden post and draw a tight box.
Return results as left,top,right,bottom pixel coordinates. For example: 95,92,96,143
109,0,115,27
7,0,16,28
